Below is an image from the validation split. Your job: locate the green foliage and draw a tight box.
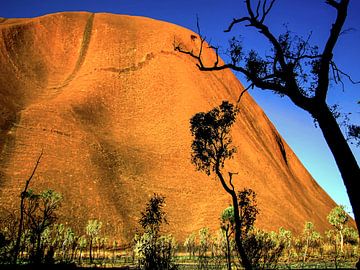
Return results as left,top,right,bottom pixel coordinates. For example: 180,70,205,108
343,226,359,246
23,189,62,264
327,205,349,231
190,101,238,175
86,219,102,239
86,219,102,264
184,232,196,258
243,228,285,269
327,205,350,254
0,211,17,263
221,206,235,228
301,222,322,263
198,227,211,256
134,232,177,270
135,194,177,270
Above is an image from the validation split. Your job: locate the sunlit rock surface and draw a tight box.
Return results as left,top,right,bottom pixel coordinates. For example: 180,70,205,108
0,12,337,242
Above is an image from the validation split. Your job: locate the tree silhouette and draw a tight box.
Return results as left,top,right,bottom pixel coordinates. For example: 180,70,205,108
190,101,253,270
140,193,167,237
176,0,360,241
135,194,177,270
23,189,62,264
12,151,43,264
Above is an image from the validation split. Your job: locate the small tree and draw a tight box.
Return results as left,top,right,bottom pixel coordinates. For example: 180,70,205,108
77,235,87,264
140,194,167,237
301,221,321,263
278,227,293,264
198,227,211,269
190,101,253,270
184,232,196,258
327,205,349,253
326,229,342,268
221,206,235,270
85,219,102,264
343,226,359,259
135,193,177,270
23,189,62,264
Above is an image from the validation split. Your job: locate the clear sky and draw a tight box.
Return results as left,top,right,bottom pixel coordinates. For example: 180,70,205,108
1,0,359,217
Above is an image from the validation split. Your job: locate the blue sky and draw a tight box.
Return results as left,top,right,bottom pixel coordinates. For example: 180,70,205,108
1,0,359,217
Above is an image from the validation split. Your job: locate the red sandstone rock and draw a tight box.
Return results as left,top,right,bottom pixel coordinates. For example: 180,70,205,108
0,12,339,242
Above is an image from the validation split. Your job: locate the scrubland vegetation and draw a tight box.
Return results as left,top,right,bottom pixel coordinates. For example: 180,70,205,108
0,102,358,269
0,190,358,269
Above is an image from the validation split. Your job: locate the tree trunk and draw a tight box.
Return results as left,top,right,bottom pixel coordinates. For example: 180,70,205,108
225,227,232,270
313,104,360,233
303,238,309,263
216,169,253,270
231,192,253,270
89,238,93,264
339,230,344,253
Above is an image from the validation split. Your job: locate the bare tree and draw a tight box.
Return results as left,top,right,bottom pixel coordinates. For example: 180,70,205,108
12,150,43,264
175,0,360,242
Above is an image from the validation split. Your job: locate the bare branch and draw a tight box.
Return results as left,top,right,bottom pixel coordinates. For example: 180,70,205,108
22,150,43,198
340,27,356,36
196,14,201,37
331,60,360,86
237,84,254,104
261,0,276,23
255,1,261,19
228,172,238,192
326,0,341,8
224,17,250,33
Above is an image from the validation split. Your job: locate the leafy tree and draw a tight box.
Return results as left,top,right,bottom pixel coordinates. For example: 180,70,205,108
23,189,62,264
0,210,17,263
327,205,349,252
85,219,102,264
221,206,235,270
190,101,253,270
134,194,177,270
326,229,342,268
176,0,360,241
343,226,358,246
77,235,87,264
342,226,359,259
242,229,285,269
278,227,293,264
238,188,259,238
184,232,196,258
140,194,167,236
301,221,321,263
197,227,211,269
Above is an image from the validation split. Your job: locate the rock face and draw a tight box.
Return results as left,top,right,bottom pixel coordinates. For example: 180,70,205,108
0,12,337,242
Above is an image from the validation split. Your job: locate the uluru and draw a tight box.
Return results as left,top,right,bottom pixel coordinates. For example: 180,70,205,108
0,12,337,242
